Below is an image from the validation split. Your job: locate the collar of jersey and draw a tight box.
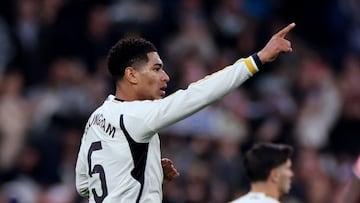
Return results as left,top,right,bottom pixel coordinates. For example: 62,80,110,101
114,98,124,102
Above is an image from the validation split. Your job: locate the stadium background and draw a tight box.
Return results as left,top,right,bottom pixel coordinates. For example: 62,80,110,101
0,0,359,202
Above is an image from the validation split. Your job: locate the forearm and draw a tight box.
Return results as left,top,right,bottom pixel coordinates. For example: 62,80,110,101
75,151,90,198
76,173,90,198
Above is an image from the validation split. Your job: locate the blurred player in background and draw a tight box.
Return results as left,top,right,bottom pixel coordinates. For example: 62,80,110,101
229,143,294,203
75,23,296,202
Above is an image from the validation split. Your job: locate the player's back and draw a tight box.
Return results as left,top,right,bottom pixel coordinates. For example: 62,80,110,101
75,96,163,202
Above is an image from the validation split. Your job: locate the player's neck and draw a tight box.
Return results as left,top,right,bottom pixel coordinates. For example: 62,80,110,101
250,181,280,200
115,83,138,101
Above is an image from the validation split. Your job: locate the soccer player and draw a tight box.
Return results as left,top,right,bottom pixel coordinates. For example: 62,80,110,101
75,23,296,202
229,143,294,203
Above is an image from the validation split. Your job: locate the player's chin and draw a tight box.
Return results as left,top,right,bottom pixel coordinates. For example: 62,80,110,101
154,94,164,100
284,184,292,194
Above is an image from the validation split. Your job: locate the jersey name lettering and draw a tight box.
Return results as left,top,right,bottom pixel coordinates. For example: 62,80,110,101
88,113,116,138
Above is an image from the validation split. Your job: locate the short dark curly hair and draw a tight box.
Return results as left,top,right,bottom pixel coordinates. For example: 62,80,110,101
107,37,157,79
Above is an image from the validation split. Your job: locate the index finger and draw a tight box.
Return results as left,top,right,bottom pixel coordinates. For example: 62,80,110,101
274,22,296,38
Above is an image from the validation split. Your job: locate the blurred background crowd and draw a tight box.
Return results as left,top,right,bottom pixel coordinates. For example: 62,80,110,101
0,0,359,202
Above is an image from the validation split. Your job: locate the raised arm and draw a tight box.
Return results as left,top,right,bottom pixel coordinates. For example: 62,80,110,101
126,23,297,140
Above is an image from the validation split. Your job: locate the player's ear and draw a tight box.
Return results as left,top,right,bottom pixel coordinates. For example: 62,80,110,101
124,66,138,84
269,168,279,183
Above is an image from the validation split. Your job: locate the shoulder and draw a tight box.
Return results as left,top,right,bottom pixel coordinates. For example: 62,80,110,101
262,195,280,203
228,193,252,203
229,193,280,203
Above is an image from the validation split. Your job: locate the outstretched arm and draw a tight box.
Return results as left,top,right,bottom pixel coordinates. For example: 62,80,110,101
257,22,296,63
131,23,296,139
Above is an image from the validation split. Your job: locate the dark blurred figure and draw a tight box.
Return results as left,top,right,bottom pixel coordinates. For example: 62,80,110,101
329,53,360,157
229,142,294,203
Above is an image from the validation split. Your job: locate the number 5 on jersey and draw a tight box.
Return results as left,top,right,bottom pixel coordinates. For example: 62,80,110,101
88,141,108,203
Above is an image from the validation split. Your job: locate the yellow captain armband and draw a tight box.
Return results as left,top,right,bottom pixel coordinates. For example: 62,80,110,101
235,54,260,75
244,57,258,74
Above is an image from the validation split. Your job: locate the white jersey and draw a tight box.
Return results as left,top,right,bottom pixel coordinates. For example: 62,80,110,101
229,192,280,203
75,56,260,203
